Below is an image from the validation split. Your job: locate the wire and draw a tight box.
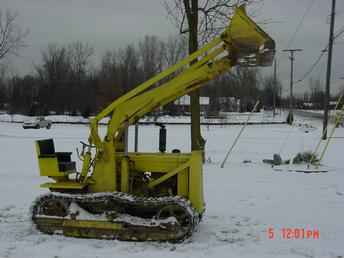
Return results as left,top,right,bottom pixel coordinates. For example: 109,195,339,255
294,24,344,85
285,0,316,49
276,0,315,61
334,24,344,39
294,51,326,84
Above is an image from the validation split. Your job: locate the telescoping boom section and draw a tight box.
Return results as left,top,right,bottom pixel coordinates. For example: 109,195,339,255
33,5,275,241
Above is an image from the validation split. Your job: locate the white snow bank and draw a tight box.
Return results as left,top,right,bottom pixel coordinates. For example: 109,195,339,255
0,115,343,258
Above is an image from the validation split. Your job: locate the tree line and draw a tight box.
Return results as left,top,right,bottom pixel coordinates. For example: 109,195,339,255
0,6,285,117
2,6,342,118
0,36,186,116
0,41,285,117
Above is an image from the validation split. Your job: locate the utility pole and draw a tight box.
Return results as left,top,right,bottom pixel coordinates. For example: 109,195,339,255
283,49,303,124
273,58,277,117
323,0,336,140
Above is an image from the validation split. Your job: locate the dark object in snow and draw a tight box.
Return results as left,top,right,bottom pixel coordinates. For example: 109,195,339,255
263,152,319,166
296,123,317,133
286,112,294,125
291,152,318,164
263,154,282,166
243,160,252,164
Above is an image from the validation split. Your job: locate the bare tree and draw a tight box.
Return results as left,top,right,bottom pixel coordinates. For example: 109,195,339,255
118,44,141,92
68,41,94,81
97,44,143,109
97,50,119,109
164,0,264,47
260,74,282,108
0,60,9,79
163,35,187,67
100,50,118,80
0,9,28,60
0,62,8,107
36,44,71,83
309,77,325,109
139,35,165,80
35,44,72,112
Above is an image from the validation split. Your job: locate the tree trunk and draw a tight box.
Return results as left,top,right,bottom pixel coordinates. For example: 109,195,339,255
185,0,205,152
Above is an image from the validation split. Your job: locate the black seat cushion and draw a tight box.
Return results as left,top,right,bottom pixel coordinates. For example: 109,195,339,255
37,139,55,155
56,152,72,162
58,162,76,172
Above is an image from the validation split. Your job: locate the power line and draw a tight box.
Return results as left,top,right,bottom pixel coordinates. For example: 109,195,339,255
294,50,326,84
294,24,344,85
275,0,316,61
334,24,344,39
285,0,317,49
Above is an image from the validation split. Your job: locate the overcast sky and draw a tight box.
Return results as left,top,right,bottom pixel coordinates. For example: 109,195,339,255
2,0,344,96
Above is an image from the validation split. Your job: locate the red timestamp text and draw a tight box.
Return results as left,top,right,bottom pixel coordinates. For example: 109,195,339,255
267,227,320,240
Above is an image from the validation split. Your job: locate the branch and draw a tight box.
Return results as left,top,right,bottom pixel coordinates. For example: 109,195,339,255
163,0,265,45
0,9,28,60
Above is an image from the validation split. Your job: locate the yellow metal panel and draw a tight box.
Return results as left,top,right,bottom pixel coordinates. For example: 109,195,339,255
188,151,205,214
35,142,41,156
40,181,88,189
121,157,129,193
148,161,190,189
177,169,189,198
89,141,117,193
63,220,123,230
127,153,190,172
37,157,61,177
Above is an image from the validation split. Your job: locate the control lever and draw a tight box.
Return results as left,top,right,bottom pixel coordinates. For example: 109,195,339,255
77,141,96,161
155,123,166,153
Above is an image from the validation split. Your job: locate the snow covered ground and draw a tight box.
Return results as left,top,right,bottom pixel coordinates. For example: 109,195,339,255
0,110,284,125
0,114,343,258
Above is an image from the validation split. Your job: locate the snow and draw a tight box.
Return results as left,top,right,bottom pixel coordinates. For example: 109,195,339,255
0,113,343,258
294,110,339,121
0,110,284,125
0,114,91,124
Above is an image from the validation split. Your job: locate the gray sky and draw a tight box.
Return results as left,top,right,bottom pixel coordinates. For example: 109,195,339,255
2,0,344,96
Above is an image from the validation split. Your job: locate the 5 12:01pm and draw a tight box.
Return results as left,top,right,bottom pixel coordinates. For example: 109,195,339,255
268,227,320,240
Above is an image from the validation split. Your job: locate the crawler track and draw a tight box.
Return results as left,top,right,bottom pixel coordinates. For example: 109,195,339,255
31,192,200,242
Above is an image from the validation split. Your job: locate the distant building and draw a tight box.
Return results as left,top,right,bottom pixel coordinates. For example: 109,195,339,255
302,102,313,109
302,101,338,110
217,97,240,112
174,96,210,113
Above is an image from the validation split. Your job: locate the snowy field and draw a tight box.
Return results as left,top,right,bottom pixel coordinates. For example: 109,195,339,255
0,115,343,258
0,110,284,124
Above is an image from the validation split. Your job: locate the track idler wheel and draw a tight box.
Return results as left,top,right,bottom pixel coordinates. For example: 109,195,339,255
155,204,191,228
38,198,69,217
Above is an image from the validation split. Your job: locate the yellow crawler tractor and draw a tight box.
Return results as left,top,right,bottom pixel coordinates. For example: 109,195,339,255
32,5,275,241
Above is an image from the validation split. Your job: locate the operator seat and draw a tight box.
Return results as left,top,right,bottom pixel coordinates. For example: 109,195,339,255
36,139,76,174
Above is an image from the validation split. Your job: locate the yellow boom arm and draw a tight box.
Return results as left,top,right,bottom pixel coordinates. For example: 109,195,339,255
89,5,275,151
